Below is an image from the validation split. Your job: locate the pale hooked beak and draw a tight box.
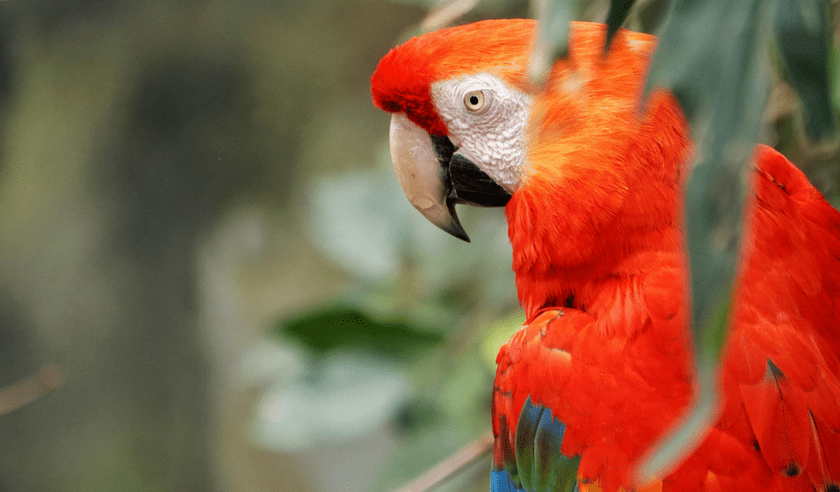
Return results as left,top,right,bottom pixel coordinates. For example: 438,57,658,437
388,113,511,242
389,113,469,241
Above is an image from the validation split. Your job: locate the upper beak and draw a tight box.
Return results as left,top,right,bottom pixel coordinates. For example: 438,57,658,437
388,113,512,242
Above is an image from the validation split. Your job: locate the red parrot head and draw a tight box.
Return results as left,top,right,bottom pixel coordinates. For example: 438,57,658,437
371,19,538,241
371,20,663,247
372,20,691,313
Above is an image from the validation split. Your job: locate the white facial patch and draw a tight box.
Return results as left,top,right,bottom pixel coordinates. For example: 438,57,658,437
431,73,534,192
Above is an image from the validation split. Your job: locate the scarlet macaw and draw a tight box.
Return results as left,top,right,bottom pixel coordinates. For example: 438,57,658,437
370,19,840,492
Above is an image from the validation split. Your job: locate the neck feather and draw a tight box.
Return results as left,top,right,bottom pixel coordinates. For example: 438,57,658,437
506,92,691,319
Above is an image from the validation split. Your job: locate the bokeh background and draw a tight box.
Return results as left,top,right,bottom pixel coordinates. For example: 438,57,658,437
0,1,837,491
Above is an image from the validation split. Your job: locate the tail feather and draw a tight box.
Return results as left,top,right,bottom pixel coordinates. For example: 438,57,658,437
493,397,580,492
492,469,527,492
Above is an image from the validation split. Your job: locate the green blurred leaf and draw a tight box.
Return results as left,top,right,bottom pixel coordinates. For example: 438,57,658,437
529,0,577,84
605,0,637,48
639,0,777,480
309,167,408,280
278,303,444,359
250,350,410,451
632,0,670,33
773,0,836,141
309,156,517,315
646,0,771,359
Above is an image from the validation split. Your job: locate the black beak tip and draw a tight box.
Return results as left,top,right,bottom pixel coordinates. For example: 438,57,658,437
444,223,471,243
442,206,470,243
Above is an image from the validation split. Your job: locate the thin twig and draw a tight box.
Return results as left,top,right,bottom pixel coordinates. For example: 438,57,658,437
0,364,64,416
397,432,494,492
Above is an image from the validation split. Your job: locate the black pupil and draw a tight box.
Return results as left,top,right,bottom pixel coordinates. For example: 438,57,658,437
469,95,479,106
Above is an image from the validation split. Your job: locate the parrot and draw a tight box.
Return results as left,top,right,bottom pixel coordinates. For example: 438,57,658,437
370,18,840,492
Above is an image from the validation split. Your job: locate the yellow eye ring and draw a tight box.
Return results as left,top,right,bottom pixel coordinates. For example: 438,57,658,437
464,90,485,112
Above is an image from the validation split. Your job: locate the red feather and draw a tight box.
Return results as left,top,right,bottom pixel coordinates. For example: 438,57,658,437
371,19,840,492
498,24,840,492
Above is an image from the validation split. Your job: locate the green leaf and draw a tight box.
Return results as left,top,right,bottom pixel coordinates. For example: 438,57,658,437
645,0,772,361
605,0,637,49
250,349,410,451
529,0,577,84
277,303,444,359
773,0,836,141
309,168,407,280
640,0,776,480
309,159,516,307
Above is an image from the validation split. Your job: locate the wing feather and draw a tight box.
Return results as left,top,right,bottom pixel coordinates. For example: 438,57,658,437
720,145,840,490
492,147,840,492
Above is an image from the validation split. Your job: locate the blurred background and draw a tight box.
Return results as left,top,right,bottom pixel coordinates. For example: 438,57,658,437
0,1,837,491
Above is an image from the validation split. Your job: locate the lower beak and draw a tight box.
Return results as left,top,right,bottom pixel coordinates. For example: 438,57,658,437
388,113,512,242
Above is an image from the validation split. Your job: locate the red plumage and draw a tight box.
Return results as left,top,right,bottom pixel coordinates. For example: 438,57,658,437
371,19,840,492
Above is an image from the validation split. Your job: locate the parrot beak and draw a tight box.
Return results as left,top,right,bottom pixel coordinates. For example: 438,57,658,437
389,112,470,241
388,113,512,242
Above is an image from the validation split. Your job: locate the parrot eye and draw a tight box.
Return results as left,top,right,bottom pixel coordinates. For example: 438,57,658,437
463,90,486,112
